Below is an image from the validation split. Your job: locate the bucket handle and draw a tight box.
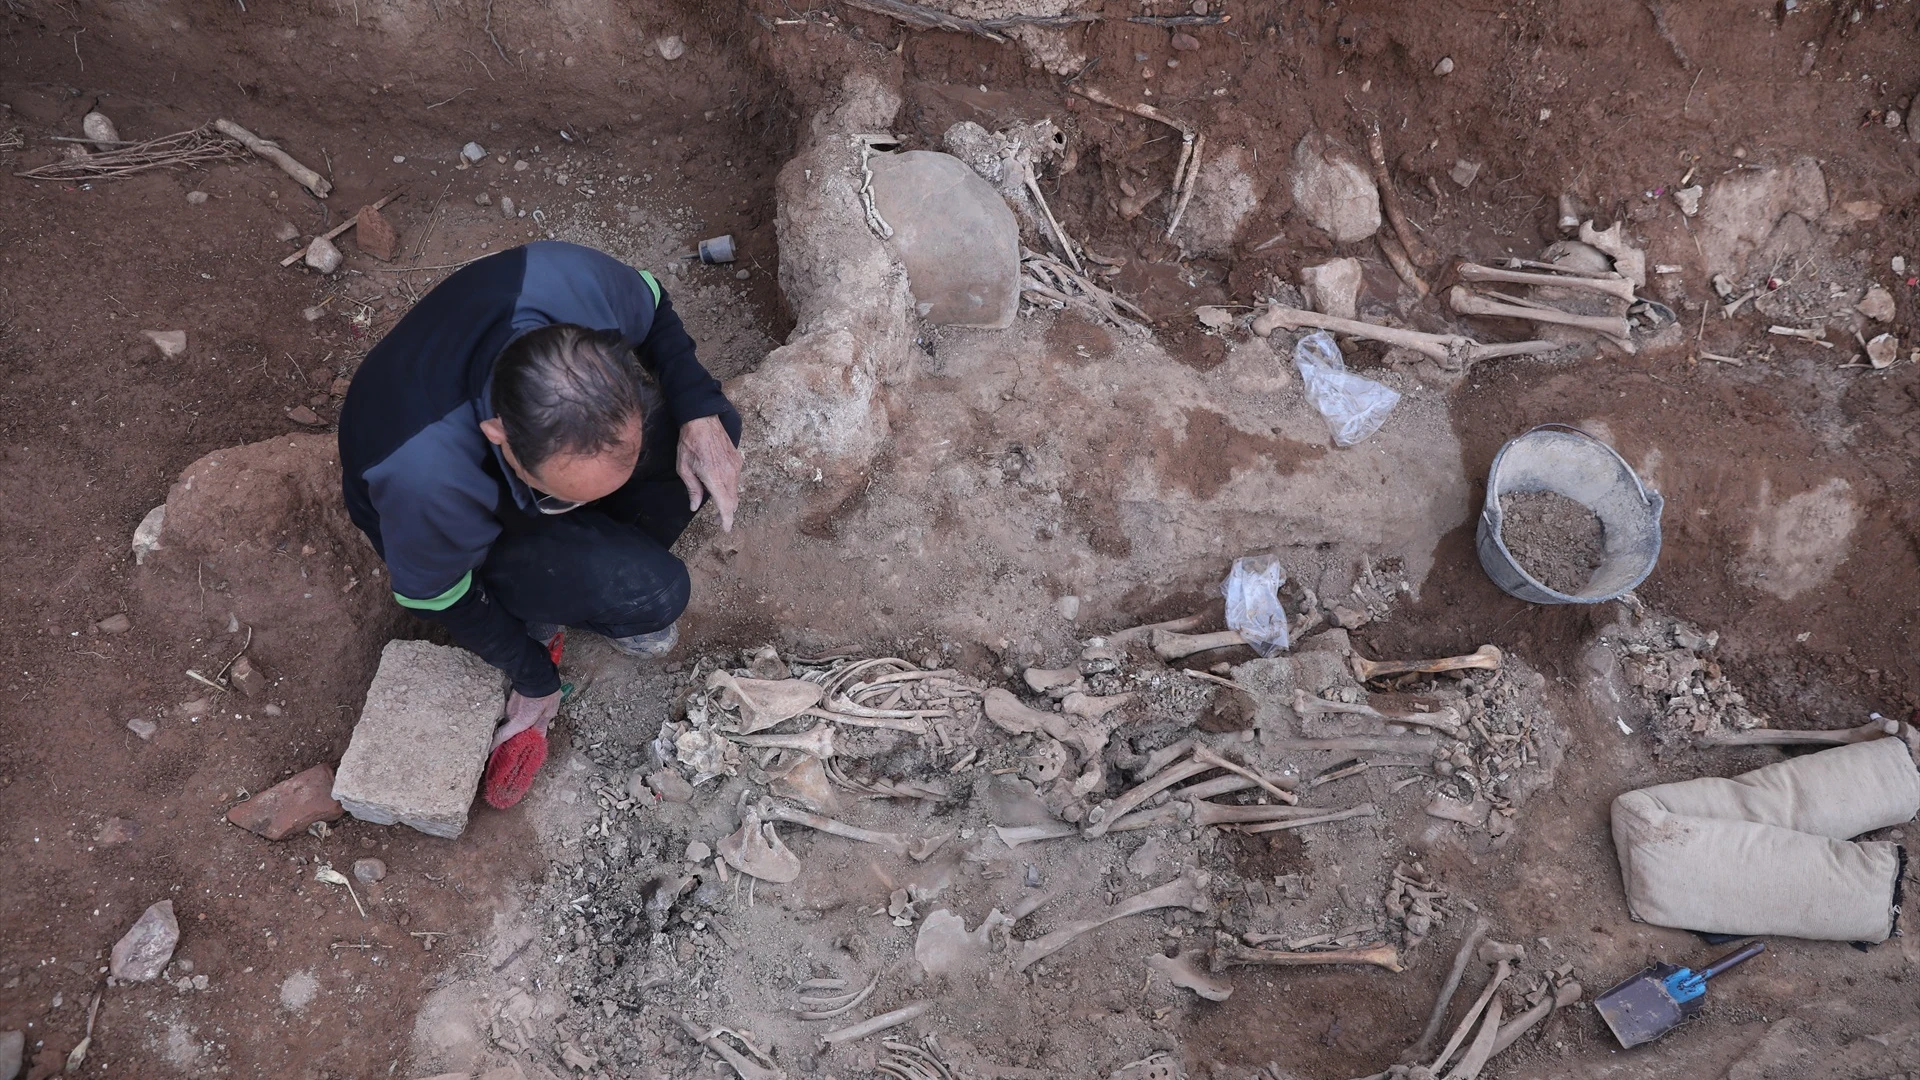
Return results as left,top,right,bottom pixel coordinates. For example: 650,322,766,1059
1517,423,1655,507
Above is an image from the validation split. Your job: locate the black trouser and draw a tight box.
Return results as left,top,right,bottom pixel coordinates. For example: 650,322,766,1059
479,406,740,640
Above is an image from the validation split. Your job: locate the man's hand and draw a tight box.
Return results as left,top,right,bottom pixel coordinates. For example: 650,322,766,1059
676,414,744,532
492,688,562,751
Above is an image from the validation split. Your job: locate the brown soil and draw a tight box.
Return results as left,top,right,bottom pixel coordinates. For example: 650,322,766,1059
3,0,1920,1078
1499,490,1606,595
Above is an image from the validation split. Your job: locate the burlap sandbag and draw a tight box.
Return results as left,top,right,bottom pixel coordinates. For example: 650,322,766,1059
1612,737,1920,941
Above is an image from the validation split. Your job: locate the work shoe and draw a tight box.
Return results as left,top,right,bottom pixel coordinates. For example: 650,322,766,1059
608,622,678,659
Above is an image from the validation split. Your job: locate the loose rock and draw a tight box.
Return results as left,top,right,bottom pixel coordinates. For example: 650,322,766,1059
0,1029,20,1080
352,857,387,883
225,764,346,841
110,900,179,982
286,406,324,426
95,613,131,634
302,304,328,322
474,192,492,206
1673,184,1703,217
304,236,343,273
185,190,209,206
500,195,516,218
460,141,487,164
1301,257,1364,321
81,110,120,149
647,769,694,803
142,330,187,358
1171,33,1200,51
1450,159,1481,189
229,656,266,696
656,34,686,60
1857,285,1895,322
272,220,301,243
1291,132,1380,244
354,205,399,261
685,840,712,863
1433,56,1454,76
96,817,139,845
127,718,158,740
131,503,166,565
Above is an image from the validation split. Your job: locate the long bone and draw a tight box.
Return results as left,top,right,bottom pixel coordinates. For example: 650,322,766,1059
1084,756,1217,838
820,1000,936,1046
1490,980,1582,1056
1251,304,1558,366
1188,799,1342,827
1151,628,1247,660
1352,645,1501,683
1291,689,1464,737
1208,934,1404,974
675,1014,786,1080
1266,735,1441,755
1147,949,1234,1001
730,725,837,759
1697,717,1901,747
1442,996,1503,1080
1405,917,1491,1062
1456,262,1635,301
1015,870,1211,971
1448,286,1634,352
1190,745,1298,804
760,801,912,856
1236,803,1375,833
1431,960,1513,1075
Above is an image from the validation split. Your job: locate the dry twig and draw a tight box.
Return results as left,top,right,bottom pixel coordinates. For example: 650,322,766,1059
14,125,243,181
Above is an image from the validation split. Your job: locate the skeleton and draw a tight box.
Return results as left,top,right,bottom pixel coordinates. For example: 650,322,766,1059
824,759,951,802
729,724,836,759
760,800,913,856
1447,286,1635,354
1454,262,1635,302
1208,934,1404,974
1147,949,1234,1001
1014,870,1211,970
676,1014,786,1080
1292,689,1464,737
1351,645,1501,683
878,1036,957,1080
820,1000,936,1046
1251,304,1557,367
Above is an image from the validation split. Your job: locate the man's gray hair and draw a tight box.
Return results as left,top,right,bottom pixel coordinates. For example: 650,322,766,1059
492,324,659,472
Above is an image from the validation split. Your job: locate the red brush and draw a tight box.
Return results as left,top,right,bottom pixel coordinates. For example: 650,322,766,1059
481,631,566,810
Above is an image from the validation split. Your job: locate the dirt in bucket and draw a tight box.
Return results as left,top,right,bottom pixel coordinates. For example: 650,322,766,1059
1500,490,1607,594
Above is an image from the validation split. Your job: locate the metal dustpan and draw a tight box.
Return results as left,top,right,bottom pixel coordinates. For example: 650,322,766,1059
1595,940,1765,1049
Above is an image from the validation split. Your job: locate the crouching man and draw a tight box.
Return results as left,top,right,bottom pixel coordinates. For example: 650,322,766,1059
338,241,742,807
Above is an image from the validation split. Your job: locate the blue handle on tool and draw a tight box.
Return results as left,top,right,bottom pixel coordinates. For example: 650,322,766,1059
1663,940,1767,1004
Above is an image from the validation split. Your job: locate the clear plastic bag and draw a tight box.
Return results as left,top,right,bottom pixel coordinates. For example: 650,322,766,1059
1222,555,1290,657
1292,331,1401,446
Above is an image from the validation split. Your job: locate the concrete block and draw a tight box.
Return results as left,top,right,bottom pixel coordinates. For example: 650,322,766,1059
333,640,505,838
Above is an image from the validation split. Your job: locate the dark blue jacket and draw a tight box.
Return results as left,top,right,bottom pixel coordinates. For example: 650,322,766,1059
338,242,733,695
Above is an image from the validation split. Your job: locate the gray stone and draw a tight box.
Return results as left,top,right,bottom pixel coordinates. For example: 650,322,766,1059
1290,132,1379,244
1857,284,1896,322
353,857,387,883
1697,157,1827,279
332,640,506,839
131,503,166,564
0,1029,21,1080
867,150,1020,328
110,900,179,981
303,236,343,274
460,141,486,164
185,190,209,206
1301,257,1363,320
272,220,301,243
127,717,158,740
656,34,685,60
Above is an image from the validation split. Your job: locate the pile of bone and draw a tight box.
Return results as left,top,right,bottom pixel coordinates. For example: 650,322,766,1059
1383,930,1584,1080
1383,861,1448,948
1605,612,1765,743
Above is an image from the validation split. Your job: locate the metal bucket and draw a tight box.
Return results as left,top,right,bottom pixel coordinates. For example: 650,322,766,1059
1476,424,1663,604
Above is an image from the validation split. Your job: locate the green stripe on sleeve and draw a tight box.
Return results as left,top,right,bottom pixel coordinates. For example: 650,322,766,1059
394,570,472,612
639,269,662,307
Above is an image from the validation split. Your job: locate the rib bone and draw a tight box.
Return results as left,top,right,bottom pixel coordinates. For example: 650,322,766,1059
1291,689,1464,737
1208,934,1404,973
1251,303,1558,366
1151,628,1246,660
1448,286,1634,353
760,801,912,856
1456,262,1635,301
1015,870,1211,971
1352,645,1501,682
